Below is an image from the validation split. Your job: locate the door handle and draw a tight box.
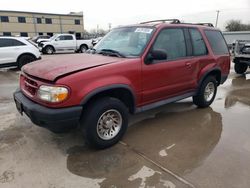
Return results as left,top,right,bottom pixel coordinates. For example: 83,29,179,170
185,62,192,68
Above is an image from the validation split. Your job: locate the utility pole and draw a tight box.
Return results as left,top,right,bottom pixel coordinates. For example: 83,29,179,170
215,10,220,27
108,23,112,32
96,24,99,35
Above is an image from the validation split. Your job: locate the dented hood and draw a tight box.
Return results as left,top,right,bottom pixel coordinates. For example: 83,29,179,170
23,54,121,81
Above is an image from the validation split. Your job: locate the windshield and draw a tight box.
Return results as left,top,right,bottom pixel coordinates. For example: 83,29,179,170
50,34,59,41
94,26,155,57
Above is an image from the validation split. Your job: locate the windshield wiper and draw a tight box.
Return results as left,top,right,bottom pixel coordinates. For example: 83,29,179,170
97,49,126,58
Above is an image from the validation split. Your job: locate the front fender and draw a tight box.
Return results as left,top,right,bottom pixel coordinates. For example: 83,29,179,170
80,83,136,105
78,75,136,103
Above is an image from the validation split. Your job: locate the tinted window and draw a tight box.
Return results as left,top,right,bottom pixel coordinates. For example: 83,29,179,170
20,32,28,37
64,35,73,40
75,19,80,25
189,28,207,56
45,18,52,24
0,39,26,47
37,18,42,24
18,17,26,23
0,16,9,22
205,30,229,55
58,35,73,40
12,39,26,46
153,28,186,60
58,36,65,40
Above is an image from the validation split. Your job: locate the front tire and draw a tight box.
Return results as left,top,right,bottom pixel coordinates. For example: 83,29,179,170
80,45,88,53
81,97,128,149
193,76,217,108
17,55,35,69
234,63,248,74
43,46,54,55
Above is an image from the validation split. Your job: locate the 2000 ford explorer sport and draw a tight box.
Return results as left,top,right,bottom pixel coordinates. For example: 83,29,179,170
14,19,230,149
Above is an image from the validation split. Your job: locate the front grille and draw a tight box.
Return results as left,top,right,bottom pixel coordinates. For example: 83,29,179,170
23,76,38,96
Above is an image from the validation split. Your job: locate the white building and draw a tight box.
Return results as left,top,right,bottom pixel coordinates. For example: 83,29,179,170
223,31,250,45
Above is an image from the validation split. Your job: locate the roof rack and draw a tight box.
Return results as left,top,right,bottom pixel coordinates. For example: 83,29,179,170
140,19,214,27
192,23,214,27
140,19,181,24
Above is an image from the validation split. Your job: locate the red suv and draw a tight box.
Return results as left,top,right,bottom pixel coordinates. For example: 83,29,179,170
14,19,230,149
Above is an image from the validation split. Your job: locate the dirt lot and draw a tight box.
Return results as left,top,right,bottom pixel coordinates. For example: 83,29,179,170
0,62,250,188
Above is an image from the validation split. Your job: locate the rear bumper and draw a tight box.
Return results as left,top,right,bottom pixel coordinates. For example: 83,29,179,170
13,90,82,131
233,57,250,65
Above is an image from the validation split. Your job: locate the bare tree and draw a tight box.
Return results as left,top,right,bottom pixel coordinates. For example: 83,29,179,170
225,20,250,31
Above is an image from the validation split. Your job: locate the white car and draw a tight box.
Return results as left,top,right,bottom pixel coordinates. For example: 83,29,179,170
38,34,93,54
0,36,41,69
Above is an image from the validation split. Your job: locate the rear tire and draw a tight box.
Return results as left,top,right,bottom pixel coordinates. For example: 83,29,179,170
193,76,217,108
234,63,248,74
81,97,128,149
17,55,35,69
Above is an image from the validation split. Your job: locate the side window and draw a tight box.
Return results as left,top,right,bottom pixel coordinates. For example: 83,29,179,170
0,39,12,47
204,30,229,55
64,35,73,40
58,36,65,41
12,39,26,46
0,39,25,47
152,28,186,60
189,28,207,56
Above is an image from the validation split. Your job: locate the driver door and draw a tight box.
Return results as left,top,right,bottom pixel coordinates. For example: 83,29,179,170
141,28,196,105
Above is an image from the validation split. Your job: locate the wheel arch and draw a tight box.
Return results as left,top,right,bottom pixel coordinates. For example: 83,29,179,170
197,68,221,94
80,84,136,114
43,45,55,52
17,53,36,64
80,44,88,51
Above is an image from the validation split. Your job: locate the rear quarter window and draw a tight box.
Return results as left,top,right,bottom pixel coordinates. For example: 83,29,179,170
204,30,229,55
189,28,207,56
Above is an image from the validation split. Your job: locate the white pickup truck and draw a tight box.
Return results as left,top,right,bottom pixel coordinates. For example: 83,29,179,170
38,34,93,54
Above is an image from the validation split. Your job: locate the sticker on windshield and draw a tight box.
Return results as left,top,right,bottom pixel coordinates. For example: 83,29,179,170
135,28,153,34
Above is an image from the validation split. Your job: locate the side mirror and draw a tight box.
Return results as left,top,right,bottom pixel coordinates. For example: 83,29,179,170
145,49,167,64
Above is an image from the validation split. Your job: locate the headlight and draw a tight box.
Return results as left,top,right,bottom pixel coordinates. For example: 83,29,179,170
37,85,69,103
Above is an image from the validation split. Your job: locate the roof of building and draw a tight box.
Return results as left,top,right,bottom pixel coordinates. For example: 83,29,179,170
0,10,83,17
223,31,250,35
